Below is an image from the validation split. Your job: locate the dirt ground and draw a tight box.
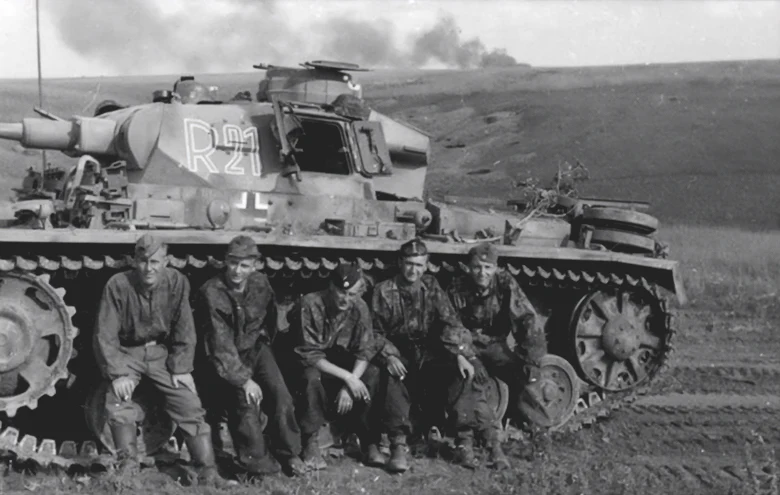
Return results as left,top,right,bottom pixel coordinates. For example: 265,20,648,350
0,307,776,495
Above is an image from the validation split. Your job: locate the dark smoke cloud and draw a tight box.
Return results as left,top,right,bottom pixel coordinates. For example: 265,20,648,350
46,1,517,74
46,0,293,74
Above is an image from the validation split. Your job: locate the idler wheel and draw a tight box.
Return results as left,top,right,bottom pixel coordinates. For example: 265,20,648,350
570,289,666,392
517,354,579,430
0,273,78,417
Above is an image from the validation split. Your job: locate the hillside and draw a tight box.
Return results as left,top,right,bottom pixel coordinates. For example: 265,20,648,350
1,59,779,229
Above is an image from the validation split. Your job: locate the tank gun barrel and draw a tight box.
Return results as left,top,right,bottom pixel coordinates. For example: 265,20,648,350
0,117,117,155
0,123,23,141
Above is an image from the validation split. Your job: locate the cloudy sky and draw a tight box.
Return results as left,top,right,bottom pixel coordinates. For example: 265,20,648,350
1,0,778,79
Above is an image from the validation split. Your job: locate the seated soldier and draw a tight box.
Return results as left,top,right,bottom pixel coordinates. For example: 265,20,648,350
447,242,547,422
291,263,399,470
93,234,234,487
372,238,510,470
194,235,307,477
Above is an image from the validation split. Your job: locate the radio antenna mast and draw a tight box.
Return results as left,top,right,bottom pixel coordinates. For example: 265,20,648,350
35,0,46,175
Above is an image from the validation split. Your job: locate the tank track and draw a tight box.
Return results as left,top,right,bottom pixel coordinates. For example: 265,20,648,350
0,250,676,468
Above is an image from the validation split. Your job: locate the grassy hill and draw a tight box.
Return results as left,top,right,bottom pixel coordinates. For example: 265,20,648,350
1,59,779,229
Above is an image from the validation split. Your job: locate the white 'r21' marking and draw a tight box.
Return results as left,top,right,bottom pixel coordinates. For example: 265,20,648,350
183,118,262,176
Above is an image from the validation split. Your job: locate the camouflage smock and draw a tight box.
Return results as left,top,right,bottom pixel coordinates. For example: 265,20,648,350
194,272,277,387
371,274,474,365
447,271,546,365
293,289,377,367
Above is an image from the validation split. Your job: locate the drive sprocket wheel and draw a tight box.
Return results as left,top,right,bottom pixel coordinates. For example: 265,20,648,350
570,288,668,392
0,272,77,417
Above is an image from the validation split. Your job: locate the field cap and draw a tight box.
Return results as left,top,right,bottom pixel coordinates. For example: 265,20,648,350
468,242,499,264
225,235,260,259
135,233,165,259
399,238,428,258
330,263,362,290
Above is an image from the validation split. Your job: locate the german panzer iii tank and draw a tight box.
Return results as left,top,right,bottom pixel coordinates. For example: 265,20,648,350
0,63,685,468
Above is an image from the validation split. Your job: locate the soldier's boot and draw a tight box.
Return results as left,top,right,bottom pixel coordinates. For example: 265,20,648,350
109,423,140,476
301,433,326,471
487,439,511,471
237,434,281,476
453,430,479,470
185,433,238,488
239,454,281,476
362,443,387,467
386,434,409,473
283,455,309,477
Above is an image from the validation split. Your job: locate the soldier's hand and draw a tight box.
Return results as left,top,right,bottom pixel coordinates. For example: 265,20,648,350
336,387,354,414
457,355,475,380
472,359,490,385
112,376,137,402
386,356,407,379
171,373,197,394
242,379,263,406
524,364,542,384
344,374,370,403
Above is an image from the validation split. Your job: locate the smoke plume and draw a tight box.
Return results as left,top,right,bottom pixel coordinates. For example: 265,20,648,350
45,0,517,75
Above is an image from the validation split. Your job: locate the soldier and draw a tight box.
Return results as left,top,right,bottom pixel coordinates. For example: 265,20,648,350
194,235,307,477
372,238,510,470
291,263,392,470
447,242,547,423
93,234,234,488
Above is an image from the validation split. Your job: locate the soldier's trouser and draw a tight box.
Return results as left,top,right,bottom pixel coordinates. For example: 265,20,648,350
296,351,387,444
444,357,497,441
376,354,449,437
105,343,210,438
229,342,301,460
477,341,527,389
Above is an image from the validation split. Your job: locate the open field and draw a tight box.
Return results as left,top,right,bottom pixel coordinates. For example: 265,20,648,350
0,60,779,494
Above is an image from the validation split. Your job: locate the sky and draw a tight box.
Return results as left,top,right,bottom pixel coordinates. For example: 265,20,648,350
0,0,778,79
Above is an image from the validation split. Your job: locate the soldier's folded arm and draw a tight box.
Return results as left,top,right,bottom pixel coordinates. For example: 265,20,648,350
197,288,253,388
441,324,477,360
166,273,197,375
294,303,332,368
506,276,547,365
370,291,402,365
93,280,132,380
351,300,379,376
435,281,476,360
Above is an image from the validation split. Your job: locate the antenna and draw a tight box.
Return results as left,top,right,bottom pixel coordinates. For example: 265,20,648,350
35,0,46,175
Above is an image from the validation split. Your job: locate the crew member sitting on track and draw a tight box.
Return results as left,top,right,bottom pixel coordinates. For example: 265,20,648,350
447,242,547,424
194,235,307,477
290,263,395,470
93,234,235,488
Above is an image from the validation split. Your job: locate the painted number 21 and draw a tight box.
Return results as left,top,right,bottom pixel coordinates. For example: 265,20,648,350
183,118,262,176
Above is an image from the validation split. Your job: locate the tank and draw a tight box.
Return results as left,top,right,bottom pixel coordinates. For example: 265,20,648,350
0,65,685,468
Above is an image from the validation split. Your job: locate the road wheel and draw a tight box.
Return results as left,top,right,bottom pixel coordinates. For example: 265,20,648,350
517,354,580,430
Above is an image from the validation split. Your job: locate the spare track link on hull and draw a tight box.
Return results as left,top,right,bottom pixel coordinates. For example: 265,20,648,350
0,250,675,468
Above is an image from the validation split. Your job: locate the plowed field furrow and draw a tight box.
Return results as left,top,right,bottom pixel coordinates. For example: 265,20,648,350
632,393,780,411
664,364,780,395
627,458,747,494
